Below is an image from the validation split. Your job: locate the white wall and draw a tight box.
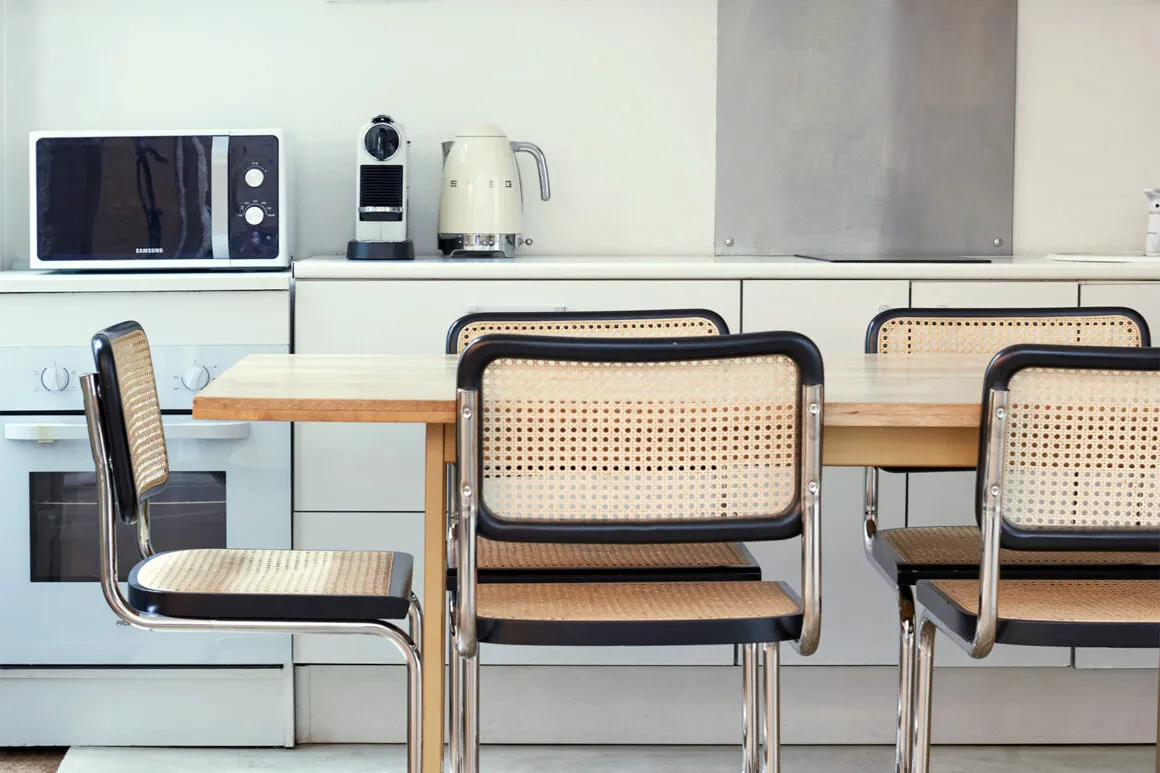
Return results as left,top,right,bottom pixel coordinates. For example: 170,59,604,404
1014,0,1160,255
0,0,717,266
4,1,1158,265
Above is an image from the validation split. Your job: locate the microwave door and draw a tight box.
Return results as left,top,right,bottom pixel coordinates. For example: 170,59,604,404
0,416,289,666
34,136,217,264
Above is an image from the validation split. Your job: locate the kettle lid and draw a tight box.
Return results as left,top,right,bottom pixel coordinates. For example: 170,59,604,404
454,124,509,139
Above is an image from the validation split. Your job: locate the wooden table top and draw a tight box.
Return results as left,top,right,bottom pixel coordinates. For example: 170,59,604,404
192,352,990,429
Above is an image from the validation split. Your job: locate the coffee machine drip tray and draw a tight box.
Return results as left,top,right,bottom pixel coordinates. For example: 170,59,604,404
796,254,995,263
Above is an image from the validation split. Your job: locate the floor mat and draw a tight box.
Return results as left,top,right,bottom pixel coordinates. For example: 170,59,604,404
0,750,66,773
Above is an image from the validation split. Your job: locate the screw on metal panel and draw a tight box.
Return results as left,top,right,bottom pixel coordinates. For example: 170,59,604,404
724,238,736,247
462,407,472,419
993,238,1004,248
990,485,1000,496
808,481,819,495
462,484,474,498
808,403,819,415
996,408,1005,420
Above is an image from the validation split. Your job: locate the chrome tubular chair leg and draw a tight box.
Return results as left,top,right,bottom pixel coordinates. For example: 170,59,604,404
895,586,918,773
447,594,462,773
762,642,780,773
742,643,760,773
912,618,937,773
462,652,481,773
407,592,424,653
399,632,424,773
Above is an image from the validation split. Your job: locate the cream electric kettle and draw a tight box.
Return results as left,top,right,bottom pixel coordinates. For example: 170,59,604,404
437,125,550,257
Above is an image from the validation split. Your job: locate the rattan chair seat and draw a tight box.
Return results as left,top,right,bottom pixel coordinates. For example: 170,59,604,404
475,580,803,646
129,549,413,621
464,538,760,583
872,526,1160,584
917,579,1160,648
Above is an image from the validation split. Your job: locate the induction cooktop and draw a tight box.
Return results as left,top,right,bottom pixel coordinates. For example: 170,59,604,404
796,254,997,263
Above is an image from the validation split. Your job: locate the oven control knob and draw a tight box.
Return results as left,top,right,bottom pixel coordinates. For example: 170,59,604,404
244,168,265,188
40,367,70,392
244,205,266,226
180,366,212,392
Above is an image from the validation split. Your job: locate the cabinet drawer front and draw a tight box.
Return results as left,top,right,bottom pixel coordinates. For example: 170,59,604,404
910,281,1077,308
294,280,740,513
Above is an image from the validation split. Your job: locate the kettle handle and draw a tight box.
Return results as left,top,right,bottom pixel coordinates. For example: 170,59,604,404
511,142,551,201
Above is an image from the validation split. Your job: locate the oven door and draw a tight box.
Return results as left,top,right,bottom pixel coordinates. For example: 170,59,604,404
0,415,290,665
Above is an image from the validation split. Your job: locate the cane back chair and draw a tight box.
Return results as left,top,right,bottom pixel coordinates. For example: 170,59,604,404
83,322,423,772
862,306,1157,773
450,331,824,773
909,344,1160,772
446,310,759,584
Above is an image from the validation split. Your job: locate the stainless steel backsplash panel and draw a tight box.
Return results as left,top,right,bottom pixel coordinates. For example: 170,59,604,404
715,0,1016,256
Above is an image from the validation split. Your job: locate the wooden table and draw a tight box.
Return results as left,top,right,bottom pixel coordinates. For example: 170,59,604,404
193,352,989,772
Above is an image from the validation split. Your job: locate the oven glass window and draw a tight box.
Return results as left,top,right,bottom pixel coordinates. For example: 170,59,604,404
29,471,227,582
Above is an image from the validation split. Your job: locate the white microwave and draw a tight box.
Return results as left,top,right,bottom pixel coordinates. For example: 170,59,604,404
29,129,291,271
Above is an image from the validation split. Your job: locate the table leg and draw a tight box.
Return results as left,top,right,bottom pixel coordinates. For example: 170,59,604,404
422,423,449,773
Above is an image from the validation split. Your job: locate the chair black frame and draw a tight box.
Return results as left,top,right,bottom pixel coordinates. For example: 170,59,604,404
908,344,1160,771
450,330,825,773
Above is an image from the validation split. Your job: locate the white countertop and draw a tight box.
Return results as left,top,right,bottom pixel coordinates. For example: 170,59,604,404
294,254,1160,281
0,268,292,293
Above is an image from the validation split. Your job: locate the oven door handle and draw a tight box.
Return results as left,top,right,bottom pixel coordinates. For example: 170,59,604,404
4,421,251,443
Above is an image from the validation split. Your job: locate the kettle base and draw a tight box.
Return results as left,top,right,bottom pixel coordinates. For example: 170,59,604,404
439,233,517,259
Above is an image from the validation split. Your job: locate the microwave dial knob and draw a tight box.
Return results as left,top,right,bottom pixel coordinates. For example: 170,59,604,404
244,168,265,188
40,367,70,392
244,205,266,226
180,366,212,392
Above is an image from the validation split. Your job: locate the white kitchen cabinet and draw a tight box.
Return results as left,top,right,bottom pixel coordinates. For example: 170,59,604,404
1076,282,1160,669
294,280,740,513
1080,282,1160,341
742,280,909,665
909,281,1078,667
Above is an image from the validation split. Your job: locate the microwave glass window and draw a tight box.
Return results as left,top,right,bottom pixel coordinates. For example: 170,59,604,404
36,136,213,261
29,471,227,583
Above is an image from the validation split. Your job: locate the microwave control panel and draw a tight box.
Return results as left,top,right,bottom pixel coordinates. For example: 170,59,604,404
228,134,280,261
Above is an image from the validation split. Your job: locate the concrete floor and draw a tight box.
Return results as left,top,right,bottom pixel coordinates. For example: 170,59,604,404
56,745,1158,772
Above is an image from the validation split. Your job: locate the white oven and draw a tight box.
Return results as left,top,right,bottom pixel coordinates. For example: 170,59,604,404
0,344,290,666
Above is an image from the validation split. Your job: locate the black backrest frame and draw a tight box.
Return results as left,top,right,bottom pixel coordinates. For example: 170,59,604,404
978,344,1160,552
91,320,168,524
446,308,730,355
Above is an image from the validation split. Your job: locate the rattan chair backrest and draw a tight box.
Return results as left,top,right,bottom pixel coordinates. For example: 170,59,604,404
457,332,823,544
447,309,728,355
979,345,1160,551
91,321,169,524
866,307,1149,356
